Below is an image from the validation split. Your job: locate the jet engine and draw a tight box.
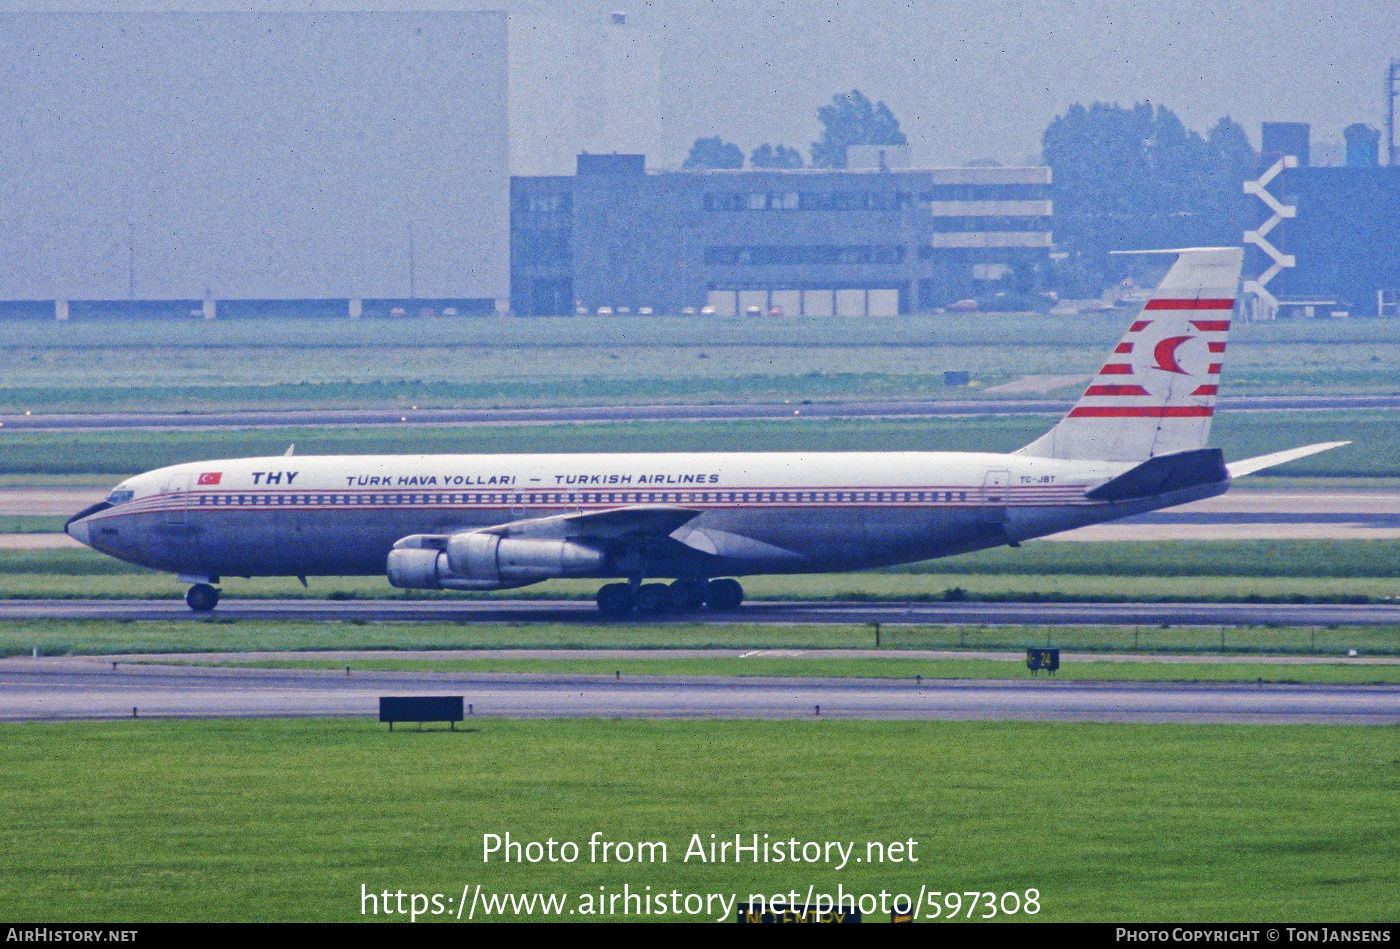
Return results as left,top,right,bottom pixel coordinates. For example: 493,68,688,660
386,532,605,591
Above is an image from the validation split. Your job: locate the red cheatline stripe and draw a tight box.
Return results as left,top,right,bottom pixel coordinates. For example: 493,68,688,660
1068,406,1214,418
1099,364,1134,375
1208,341,1227,353
1207,363,1222,375
1114,342,1134,353
1085,384,1150,396
1144,299,1235,311
1191,385,1218,396
1190,319,1232,331
1128,320,1152,332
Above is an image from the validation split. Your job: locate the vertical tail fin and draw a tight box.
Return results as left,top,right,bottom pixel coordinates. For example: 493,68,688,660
1018,246,1244,462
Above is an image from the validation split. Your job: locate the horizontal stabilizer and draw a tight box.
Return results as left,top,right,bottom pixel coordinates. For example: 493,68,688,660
1086,448,1226,502
1226,441,1351,478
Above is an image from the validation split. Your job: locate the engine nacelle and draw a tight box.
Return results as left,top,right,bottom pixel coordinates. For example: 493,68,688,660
446,532,604,582
385,547,509,591
386,532,605,590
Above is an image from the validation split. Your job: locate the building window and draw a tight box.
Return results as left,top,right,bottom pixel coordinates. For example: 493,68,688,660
705,190,901,213
921,184,1048,201
704,245,907,266
703,193,746,211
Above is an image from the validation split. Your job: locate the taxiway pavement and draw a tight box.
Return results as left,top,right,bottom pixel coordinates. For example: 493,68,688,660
1,657,1394,724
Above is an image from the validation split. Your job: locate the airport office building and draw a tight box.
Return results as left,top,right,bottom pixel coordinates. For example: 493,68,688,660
1245,123,1400,317
511,148,1053,317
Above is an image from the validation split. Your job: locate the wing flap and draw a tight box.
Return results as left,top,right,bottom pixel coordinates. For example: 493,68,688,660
483,505,703,541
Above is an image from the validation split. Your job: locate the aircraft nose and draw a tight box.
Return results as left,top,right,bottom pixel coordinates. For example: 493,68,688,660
65,517,91,546
64,501,111,548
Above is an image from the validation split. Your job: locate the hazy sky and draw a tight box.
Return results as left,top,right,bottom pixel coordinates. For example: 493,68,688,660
6,1,1398,169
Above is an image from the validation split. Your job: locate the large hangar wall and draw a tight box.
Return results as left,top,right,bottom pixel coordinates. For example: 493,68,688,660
0,11,508,303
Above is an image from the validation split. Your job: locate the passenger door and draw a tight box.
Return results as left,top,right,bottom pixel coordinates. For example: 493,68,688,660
980,469,1010,524
163,472,195,526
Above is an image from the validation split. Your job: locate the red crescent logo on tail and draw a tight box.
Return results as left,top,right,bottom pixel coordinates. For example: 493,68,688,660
1153,336,1194,374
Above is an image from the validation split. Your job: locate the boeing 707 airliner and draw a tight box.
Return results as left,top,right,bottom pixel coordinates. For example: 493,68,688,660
65,247,1346,615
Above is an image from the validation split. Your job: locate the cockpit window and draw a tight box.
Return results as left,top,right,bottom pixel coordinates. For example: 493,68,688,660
106,489,135,505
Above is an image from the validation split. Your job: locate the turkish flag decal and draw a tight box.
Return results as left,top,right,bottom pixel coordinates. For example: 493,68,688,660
197,472,222,486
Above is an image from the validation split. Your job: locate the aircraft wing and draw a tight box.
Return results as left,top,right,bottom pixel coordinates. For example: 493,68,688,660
393,506,705,553
478,505,703,541
1226,441,1351,478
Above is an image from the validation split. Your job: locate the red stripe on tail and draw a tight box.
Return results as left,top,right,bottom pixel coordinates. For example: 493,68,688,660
1084,384,1150,396
1144,299,1235,311
1068,406,1214,418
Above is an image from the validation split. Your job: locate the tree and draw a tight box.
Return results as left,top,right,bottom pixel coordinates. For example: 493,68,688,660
750,143,804,169
683,136,744,170
1204,116,1258,239
1042,101,1257,280
810,90,907,169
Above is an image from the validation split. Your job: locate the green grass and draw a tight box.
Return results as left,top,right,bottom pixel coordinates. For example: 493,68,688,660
0,410,1391,476
2,540,1395,605
1,314,1397,414
8,538,1398,577
3,569,1394,606
220,655,1400,685
0,515,67,533
1228,476,1400,490
902,539,1400,578
0,718,1395,921
0,473,117,488
10,540,1400,585
4,620,1397,658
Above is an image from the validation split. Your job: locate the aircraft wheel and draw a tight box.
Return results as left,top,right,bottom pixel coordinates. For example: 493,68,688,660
666,579,707,613
595,583,635,619
185,583,220,612
705,578,744,612
633,583,672,616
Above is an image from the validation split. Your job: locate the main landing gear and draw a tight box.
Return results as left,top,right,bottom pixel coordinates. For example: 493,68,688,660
185,583,220,612
595,578,744,619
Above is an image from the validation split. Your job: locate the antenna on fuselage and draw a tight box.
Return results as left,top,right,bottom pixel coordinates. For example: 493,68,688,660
284,444,296,456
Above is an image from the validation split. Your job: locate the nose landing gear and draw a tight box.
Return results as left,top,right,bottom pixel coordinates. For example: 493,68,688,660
185,583,221,612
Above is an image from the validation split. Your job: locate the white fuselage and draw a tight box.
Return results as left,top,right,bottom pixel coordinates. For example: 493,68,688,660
67,450,1227,582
